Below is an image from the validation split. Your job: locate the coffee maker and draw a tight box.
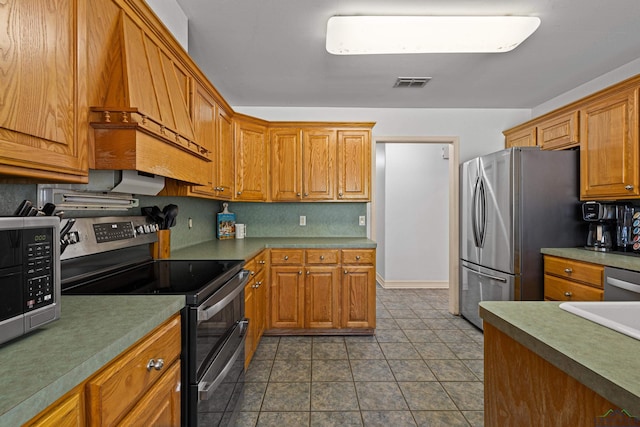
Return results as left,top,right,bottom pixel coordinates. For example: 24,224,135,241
582,201,616,251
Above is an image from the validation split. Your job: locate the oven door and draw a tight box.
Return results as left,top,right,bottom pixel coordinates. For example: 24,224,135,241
183,270,249,426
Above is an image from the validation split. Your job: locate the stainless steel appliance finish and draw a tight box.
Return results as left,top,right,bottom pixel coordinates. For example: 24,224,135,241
460,147,583,329
60,216,249,426
0,216,60,346
604,267,640,301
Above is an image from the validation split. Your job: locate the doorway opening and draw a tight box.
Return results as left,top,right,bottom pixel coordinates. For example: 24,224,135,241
371,136,460,314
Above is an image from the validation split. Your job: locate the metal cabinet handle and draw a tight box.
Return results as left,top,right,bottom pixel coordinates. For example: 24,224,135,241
298,270,303,275
564,268,572,274
356,255,361,260
259,260,266,265
564,292,572,297
284,255,289,260
237,191,242,195
625,185,634,191
338,192,343,198
297,192,301,196
250,270,255,276
304,193,309,197
147,358,164,371
306,270,310,275
320,255,324,260
344,269,348,275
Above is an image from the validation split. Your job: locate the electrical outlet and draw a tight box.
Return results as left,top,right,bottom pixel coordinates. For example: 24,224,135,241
300,215,306,226
359,216,366,226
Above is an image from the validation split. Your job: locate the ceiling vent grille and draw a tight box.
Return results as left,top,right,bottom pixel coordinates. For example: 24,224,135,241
393,77,431,88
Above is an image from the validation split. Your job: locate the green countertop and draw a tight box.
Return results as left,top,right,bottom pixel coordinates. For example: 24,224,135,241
479,301,640,412
541,247,640,272
0,295,185,426
171,237,377,261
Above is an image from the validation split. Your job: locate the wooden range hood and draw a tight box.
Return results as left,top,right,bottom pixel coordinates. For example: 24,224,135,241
90,10,209,185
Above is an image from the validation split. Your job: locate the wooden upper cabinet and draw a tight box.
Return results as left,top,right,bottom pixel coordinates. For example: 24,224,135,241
270,127,337,201
303,129,337,200
580,87,639,200
234,116,269,201
337,130,371,201
0,0,88,183
538,110,579,150
270,128,303,201
188,84,218,196
215,106,235,199
504,126,537,148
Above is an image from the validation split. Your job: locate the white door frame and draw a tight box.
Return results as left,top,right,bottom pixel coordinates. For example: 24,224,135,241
371,136,460,315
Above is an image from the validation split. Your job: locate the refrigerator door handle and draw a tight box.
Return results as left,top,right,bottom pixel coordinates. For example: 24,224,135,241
478,177,487,247
471,176,481,247
465,267,508,283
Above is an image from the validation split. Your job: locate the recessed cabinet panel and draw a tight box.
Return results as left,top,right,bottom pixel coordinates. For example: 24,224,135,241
580,88,639,200
235,118,268,201
303,130,337,200
337,130,371,200
270,129,302,201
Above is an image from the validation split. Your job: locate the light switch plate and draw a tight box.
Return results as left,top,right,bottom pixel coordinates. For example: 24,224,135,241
300,216,306,226
359,216,366,226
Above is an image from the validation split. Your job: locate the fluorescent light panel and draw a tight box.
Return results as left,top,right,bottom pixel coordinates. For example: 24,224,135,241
326,16,541,54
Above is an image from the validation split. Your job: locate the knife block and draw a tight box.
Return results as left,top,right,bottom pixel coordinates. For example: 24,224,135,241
152,229,171,259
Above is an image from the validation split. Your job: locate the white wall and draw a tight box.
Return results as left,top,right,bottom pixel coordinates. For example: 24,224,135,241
146,0,189,51
379,143,450,286
533,58,640,116
375,144,386,278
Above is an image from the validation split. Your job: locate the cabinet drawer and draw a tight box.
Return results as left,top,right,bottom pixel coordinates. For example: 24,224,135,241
86,315,181,426
306,249,339,265
341,249,375,265
544,256,603,288
271,249,304,265
544,275,603,301
253,250,268,272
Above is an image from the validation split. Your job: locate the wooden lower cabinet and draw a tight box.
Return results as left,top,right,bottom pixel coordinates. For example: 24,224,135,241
543,255,604,301
245,250,269,366
23,387,85,427
268,248,376,334
484,322,618,426
24,314,181,427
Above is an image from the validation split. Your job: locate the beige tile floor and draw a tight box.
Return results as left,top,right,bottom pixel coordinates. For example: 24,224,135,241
233,287,484,427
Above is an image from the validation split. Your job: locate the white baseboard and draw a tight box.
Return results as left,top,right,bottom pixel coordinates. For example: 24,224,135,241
376,273,449,289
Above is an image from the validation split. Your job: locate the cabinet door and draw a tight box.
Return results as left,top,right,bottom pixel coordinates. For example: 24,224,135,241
270,266,305,328
305,266,341,328
234,119,268,201
302,129,337,200
580,88,639,199
215,107,235,199
0,0,88,182
270,128,302,201
244,279,256,366
24,388,84,427
538,111,579,150
341,266,376,328
117,361,181,427
190,84,217,197
337,130,371,201
504,126,537,148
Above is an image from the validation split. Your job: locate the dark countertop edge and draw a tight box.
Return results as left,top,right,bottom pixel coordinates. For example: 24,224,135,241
1,296,185,426
479,304,639,411
541,247,640,272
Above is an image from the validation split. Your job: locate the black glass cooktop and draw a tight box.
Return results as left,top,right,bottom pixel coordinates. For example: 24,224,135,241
62,259,244,305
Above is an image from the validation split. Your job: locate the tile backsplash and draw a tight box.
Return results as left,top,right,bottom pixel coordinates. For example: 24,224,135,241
0,184,367,250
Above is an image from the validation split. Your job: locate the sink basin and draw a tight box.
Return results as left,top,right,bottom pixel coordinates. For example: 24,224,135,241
559,302,640,341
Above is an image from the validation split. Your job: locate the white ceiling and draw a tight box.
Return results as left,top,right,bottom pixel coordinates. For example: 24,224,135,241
174,0,640,109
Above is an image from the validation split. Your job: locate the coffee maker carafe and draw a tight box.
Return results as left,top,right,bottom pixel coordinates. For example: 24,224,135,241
582,201,616,251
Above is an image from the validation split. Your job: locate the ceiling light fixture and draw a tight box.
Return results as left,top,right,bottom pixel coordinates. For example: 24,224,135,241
326,16,541,55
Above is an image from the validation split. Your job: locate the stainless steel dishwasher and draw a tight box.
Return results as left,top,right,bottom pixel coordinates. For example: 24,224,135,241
604,266,640,301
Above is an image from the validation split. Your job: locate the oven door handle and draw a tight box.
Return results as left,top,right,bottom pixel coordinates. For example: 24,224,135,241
198,319,248,401
198,270,249,322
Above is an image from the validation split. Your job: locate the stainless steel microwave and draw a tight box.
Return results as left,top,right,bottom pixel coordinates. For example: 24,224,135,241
0,217,60,346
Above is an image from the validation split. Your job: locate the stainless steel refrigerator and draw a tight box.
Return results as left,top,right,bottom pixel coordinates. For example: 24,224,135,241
460,147,583,330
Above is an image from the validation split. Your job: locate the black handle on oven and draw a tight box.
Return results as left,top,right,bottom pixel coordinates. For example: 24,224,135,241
198,319,248,401
197,270,249,323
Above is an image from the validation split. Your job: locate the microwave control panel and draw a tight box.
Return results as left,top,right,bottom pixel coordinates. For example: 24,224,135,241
24,227,55,311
